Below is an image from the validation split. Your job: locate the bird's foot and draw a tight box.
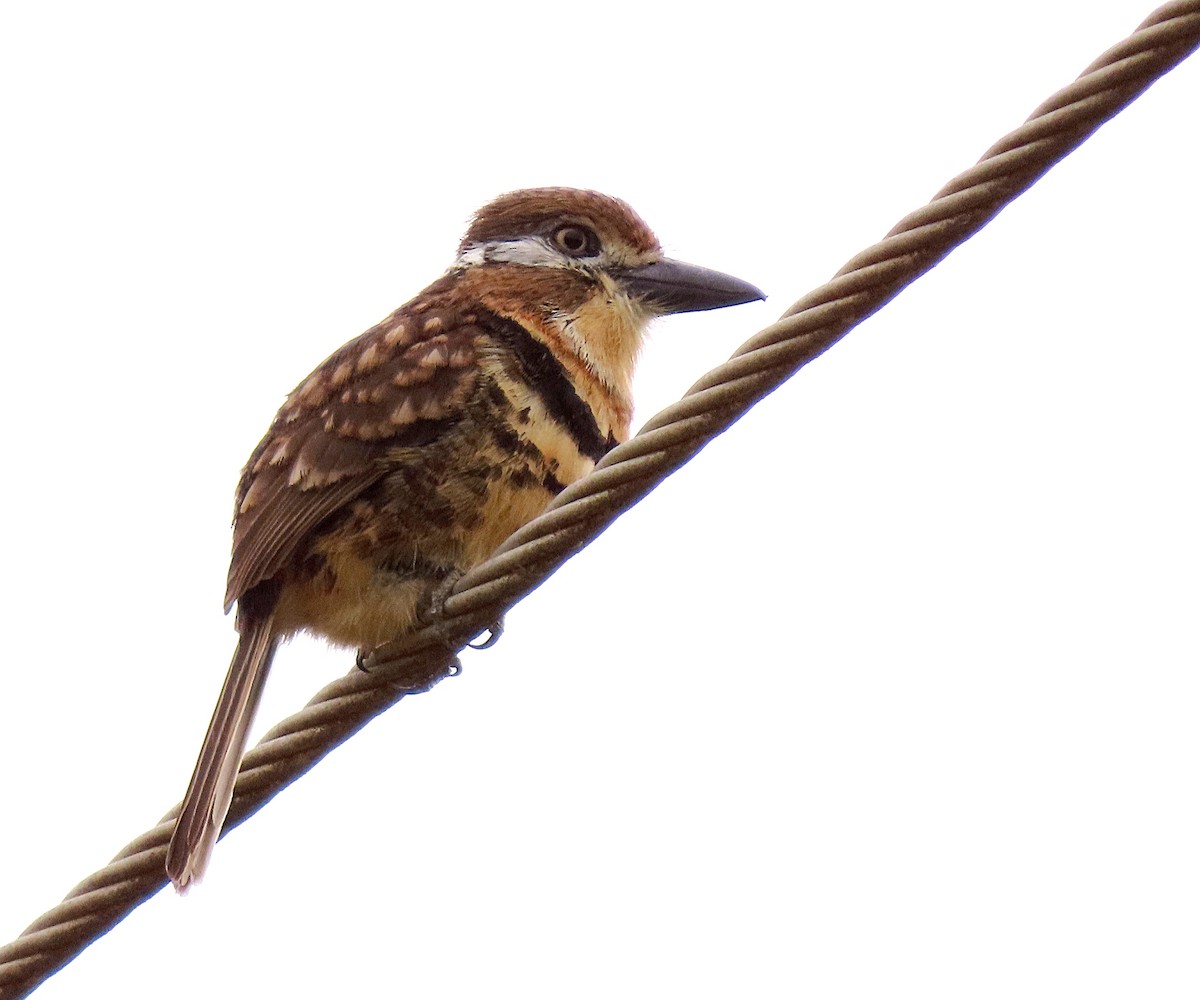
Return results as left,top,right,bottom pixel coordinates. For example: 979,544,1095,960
419,572,504,652
421,570,464,628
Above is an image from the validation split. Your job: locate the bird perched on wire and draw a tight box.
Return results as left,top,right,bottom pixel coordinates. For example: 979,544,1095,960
166,187,764,891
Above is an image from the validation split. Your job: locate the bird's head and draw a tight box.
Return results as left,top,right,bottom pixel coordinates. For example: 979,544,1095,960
453,187,764,403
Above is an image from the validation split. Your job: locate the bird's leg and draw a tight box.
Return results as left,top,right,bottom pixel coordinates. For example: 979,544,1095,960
423,569,464,626
353,572,463,673
420,571,505,651
356,571,489,675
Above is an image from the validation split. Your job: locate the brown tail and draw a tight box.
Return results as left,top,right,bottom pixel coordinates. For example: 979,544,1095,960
166,616,278,891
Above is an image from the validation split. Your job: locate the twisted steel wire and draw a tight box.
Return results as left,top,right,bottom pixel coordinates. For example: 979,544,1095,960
2,3,1197,996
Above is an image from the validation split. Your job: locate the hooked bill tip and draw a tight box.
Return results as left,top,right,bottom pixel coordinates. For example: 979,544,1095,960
617,258,765,315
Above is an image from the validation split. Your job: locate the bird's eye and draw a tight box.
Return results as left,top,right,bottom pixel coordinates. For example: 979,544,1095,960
552,225,600,258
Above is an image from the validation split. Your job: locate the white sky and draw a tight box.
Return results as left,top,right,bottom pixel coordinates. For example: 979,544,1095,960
1,2,1197,997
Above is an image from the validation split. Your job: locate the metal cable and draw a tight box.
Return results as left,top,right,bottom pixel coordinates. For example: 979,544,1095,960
2,3,1197,996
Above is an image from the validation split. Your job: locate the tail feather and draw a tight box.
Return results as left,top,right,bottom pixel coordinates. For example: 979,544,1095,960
166,617,278,891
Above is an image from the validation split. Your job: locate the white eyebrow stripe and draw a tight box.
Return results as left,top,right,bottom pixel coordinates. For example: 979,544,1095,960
457,237,567,268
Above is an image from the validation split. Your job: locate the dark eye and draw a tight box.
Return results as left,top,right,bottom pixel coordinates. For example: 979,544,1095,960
552,225,600,258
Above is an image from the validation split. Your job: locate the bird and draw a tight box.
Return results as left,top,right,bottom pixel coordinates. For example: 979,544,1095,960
165,187,764,891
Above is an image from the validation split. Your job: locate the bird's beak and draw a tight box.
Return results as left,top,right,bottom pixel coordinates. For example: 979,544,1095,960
616,258,765,315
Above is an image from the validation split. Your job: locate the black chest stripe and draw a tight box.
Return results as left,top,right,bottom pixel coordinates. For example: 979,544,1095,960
479,311,615,464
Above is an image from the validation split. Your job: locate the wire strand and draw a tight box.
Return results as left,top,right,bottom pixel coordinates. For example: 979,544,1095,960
1,3,1196,995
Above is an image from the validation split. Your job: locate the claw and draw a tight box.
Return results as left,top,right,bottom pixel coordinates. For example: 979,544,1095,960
468,619,505,650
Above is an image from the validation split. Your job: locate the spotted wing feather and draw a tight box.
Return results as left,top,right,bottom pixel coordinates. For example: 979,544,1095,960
224,304,480,610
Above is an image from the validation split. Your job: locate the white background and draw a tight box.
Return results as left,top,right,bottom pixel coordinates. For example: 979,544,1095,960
1,1,1197,997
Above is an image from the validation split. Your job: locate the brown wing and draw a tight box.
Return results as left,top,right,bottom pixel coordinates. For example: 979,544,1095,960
224,303,480,610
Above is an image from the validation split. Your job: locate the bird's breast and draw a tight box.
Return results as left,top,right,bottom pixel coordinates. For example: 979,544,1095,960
269,360,600,650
